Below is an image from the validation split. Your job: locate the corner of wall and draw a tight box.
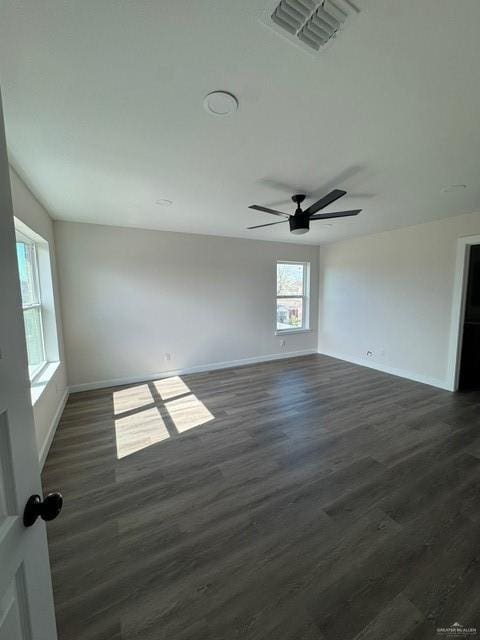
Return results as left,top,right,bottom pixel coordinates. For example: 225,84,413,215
317,244,323,355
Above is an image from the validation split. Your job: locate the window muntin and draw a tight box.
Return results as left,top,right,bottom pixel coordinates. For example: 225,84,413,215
16,233,47,379
276,262,309,331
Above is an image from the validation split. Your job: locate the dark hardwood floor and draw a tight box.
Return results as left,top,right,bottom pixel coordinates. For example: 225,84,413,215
42,354,480,640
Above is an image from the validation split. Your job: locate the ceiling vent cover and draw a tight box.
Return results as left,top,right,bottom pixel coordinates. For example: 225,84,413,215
261,0,359,55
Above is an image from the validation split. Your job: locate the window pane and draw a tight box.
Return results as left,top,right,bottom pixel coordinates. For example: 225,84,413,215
23,307,45,377
277,263,304,295
277,298,303,330
16,241,39,305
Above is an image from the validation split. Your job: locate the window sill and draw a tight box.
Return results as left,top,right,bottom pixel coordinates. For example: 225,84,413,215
30,361,61,406
275,328,312,336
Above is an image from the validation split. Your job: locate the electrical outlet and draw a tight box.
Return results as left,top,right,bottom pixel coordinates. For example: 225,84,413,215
165,353,171,361
280,339,286,348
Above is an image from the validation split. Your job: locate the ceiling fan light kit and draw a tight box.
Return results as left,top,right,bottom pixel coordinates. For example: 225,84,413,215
289,194,310,234
290,219,310,234
247,189,361,234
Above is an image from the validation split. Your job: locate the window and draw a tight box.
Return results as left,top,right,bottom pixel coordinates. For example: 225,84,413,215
16,231,47,379
276,261,310,332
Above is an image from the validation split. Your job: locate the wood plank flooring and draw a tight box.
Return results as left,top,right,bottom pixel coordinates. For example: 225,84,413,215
42,354,480,640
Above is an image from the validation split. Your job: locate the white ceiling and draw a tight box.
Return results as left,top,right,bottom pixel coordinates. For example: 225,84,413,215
1,0,480,245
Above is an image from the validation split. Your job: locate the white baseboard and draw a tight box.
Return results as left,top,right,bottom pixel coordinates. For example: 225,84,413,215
318,349,451,391
69,349,318,393
39,387,70,468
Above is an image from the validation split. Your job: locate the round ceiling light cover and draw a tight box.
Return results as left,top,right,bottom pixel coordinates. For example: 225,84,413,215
203,91,238,116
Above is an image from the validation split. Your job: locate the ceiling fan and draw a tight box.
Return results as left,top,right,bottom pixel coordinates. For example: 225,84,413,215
247,189,361,235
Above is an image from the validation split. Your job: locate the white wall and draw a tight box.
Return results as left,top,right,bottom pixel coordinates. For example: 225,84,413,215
55,221,319,390
318,211,480,389
10,168,68,462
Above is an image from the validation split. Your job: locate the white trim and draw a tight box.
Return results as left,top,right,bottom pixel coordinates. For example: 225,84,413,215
39,386,69,469
446,234,480,391
275,328,312,335
30,359,49,385
69,349,318,393
14,217,48,245
31,361,61,405
318,349,450,390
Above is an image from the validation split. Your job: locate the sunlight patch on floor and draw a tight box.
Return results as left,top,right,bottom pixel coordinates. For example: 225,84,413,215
113,384,153,415
115,407,169,459
152,376,191,400
113,376,214,458
165,394,214,433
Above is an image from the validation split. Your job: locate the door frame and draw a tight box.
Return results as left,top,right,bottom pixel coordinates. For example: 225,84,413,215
447,234,480,391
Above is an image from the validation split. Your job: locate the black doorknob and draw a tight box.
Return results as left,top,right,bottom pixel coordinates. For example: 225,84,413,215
23,492,63,527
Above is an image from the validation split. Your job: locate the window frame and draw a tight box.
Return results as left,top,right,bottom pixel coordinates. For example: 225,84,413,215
275,260,311,334
15,229,48,381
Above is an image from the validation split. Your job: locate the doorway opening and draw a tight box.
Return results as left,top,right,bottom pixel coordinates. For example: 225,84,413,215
448,235,480,391
458,244,480,390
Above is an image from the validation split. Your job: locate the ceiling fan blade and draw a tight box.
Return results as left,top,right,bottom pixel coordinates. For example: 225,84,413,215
247,220,289,229
310,209,361,220
248,205,290,219
304,189,347,216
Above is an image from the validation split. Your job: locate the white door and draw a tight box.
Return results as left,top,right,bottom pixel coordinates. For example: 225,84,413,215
0,93,58,638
